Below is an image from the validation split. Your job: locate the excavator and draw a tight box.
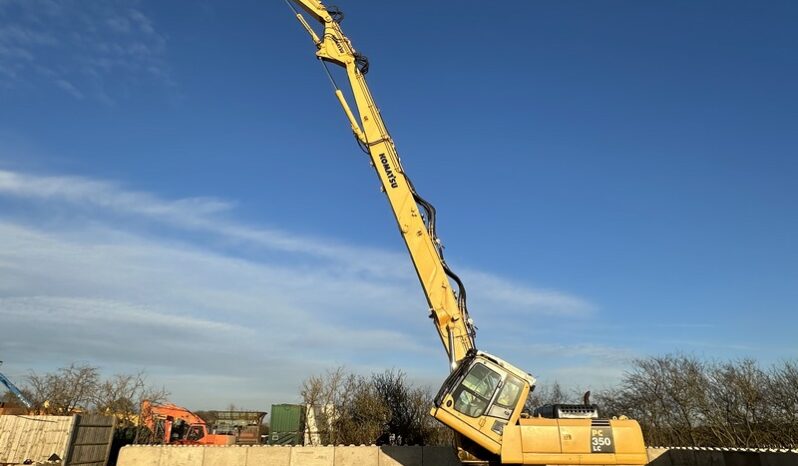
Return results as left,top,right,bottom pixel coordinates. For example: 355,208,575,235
0,361,33,414
285,1,647,464
140,400,235,445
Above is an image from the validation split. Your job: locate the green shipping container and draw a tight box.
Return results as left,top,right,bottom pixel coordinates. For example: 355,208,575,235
269,404,304,445
269,431,303,445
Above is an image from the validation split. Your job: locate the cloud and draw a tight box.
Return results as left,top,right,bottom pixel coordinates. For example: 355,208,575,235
0,24,57,47
0,168,598,316
54,79,84,99
0,169,233,218
0,0,171,102
0,219,430,407
0,167,597,407
462,270,594,317
485,342,637,390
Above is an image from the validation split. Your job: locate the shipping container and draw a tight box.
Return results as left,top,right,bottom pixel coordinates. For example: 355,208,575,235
268,404,304,445
268,431,303,445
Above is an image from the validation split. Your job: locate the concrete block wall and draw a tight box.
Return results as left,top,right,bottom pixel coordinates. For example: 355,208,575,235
119,445,798,466
118,445,458,466
645,448,798,466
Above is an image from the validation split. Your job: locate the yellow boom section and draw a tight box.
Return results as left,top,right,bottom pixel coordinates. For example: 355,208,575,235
289,0,475,365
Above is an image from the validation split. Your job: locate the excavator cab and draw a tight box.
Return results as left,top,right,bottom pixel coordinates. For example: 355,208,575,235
431,351,534,457
186,424,208,442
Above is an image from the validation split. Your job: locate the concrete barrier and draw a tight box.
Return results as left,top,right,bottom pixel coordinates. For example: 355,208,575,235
205,445,247,466
334,445,378,465
646,447,798,466
290,446,335,466
118,445,798,466
160,445,205,466
759,451,798,466
421,445,460,466
246,445,291,466
379,446,422,466
117,445,161,466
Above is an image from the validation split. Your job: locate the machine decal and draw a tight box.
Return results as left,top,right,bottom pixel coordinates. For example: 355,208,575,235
378,153,399,188
591,427,615,453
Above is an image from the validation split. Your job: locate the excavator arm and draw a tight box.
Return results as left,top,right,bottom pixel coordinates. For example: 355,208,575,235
287,0,475,367
0,367,33,410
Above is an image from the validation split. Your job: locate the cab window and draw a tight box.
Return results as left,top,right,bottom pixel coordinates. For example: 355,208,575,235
495,375,523,409
187,425,205,441
452,363,501,418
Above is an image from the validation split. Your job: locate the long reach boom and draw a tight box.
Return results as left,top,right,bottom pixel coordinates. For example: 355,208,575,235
287,0,475,367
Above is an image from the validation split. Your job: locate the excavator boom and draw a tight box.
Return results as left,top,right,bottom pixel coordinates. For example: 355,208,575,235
287,0,475,368
0,363,32,409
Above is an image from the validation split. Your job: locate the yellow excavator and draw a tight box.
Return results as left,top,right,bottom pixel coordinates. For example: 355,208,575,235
285,1,647,464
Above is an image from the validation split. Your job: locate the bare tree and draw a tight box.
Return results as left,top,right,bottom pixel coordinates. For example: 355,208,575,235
21,362,171,449
596,354,708,446
26,363,100,414
767,361,798,446
94,371,168,422
372,369,438,445
597,355,798,449
335,373,390,445
300,367,446,446
301,366,348,444
702,359,768,447
526,380,573,412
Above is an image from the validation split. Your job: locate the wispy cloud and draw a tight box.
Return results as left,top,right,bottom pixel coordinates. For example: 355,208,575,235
0,219,429,407
0,167,596,407
462,270,594,317
0,169,233,218
489,342,638,390
0,0,171,102
0,167,598,314
54,79,84,99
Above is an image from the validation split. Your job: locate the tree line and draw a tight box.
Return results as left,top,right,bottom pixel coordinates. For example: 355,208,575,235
4,356,797,449
300,367,452,446
597,355,798,448
299,356,798,448
1,362,168,428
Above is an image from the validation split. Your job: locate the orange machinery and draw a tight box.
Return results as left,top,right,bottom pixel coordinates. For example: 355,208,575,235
140,400,235,445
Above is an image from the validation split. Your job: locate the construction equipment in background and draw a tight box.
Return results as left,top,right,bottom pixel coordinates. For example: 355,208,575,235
0,361,33,413
140,400,235,446
265,403,337,446
285,2,647,464
210,410,267,445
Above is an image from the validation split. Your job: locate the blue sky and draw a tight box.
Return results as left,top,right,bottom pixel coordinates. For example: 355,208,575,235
1,0,796,410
